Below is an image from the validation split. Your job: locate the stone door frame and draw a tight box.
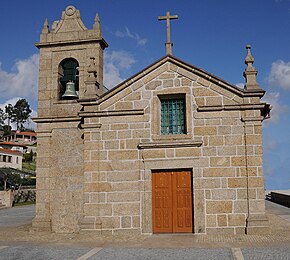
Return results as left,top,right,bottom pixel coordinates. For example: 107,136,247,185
140,157,204,234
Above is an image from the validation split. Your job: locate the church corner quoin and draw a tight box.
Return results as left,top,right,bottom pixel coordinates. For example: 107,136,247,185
32,5,271,236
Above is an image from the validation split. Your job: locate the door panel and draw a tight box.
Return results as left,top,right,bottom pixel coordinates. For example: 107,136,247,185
172,171,192,232
152,170,192,233
152,172,173,233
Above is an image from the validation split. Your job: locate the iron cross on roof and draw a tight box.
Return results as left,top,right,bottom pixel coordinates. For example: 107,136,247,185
158,11,178,55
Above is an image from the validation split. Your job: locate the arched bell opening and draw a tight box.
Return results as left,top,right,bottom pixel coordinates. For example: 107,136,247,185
58,58,79,100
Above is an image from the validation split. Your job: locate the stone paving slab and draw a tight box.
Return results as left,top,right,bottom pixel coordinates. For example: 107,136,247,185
0,205,35,227
242,247,290,260
91,248,233,260
0,201,289,249
1,245,290,260
265,200,290,216
0,245,90,260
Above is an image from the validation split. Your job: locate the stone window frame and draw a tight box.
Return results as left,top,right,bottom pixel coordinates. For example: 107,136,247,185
160,96,186,135
57,58,80,100
152,87,193,140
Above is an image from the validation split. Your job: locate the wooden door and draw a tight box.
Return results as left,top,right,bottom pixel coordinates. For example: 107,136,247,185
152,170,192,233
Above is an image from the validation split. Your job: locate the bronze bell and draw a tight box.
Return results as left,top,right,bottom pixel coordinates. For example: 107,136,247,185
62,81,78,99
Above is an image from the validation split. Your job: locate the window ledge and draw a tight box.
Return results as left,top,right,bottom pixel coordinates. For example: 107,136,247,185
53,100,79,105
138,139,202,149
152,133,193,141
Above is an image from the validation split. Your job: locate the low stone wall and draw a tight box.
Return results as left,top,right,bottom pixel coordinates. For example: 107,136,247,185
14,189,36,203
271,192,290,208
0,190,14,207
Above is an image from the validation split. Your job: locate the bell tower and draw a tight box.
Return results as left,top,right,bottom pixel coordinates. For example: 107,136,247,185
32,6,107,233
37,5,107,108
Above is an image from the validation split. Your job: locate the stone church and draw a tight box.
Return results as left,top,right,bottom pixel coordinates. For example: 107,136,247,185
32,5,271,235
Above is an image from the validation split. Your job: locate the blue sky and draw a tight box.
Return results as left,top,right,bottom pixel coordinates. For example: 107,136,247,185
0,0,290,189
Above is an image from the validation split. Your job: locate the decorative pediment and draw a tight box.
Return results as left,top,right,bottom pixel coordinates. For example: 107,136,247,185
52,6,87,33
37,5,106,46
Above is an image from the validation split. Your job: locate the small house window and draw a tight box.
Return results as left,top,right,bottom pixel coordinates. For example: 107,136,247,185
160,97,185,135
8,156,12,163
58,58,79,99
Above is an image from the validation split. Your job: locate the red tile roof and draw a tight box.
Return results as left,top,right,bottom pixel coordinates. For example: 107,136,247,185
4,131,37,137
0,142,27,147
0,148,22,156
18,131,37,136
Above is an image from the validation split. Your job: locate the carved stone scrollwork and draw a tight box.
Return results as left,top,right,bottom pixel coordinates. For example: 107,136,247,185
84,57,99,97
87,57,98,80
65,6,76,16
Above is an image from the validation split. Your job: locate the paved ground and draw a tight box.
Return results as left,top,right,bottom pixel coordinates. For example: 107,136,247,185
0,205,35,227
0,201,289,259
1,245,290,259
265,199,290,222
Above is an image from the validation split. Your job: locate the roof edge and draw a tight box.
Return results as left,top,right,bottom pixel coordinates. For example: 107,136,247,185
89,55,265,106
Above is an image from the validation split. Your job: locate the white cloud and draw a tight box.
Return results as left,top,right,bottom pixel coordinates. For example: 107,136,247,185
0,97,22,111
268,60,290,90
115,27,148,46
104,51,136,89
262,91,288,124
0,54,39,101
264,138,278,151
235,82,244,89
235,81,287,125
24,109,37,130
264,166,274,177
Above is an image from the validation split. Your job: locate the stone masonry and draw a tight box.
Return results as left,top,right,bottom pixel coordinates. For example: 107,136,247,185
32,6,271,235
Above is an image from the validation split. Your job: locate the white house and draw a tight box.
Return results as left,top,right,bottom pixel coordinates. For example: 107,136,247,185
0,148,23,170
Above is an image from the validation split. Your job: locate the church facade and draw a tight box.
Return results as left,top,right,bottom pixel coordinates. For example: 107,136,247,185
32,6,271,235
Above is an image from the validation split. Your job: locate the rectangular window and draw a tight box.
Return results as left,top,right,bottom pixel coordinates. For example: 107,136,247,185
8,156,12,163
161,98,185,135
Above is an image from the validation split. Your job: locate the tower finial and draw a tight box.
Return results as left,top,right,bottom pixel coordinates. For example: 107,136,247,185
243,44,261,90
158,11,178,55
245,45,254,66
42,18,49,34
93,13,102,37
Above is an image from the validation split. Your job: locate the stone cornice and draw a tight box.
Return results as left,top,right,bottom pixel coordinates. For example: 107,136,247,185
35,130,52,137
35,38,108,49
33,116,80,123
79,109,144,118
95,56,265,107
197,103,266,112
241,116,264,122
137,140,203,149
170,56,265,98
80,123,102,129
243,88,265,97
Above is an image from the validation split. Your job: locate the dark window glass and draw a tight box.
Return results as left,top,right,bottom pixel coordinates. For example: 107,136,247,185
161,98,185,135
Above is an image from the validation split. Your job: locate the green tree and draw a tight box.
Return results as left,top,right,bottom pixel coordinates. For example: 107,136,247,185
0,168,22,190
0,108,5,127
3,125,12,135
5,104,14,127
11,99,32,131
24,150,34,162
